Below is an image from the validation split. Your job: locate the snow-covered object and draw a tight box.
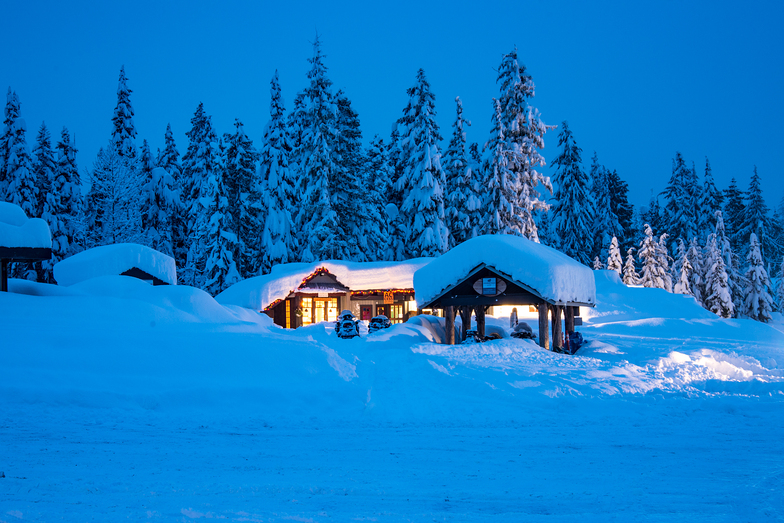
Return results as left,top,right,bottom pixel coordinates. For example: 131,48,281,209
0,201,52,249
217,258,433,311
53,243,176,286
413,234,595,307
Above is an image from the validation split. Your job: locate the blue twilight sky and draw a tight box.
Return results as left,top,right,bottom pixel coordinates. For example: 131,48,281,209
2,0,783,211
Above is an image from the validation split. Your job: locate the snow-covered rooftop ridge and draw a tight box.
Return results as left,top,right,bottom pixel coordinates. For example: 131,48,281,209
53,243,177,286
217,258,433,311
413,234,596,307
0,202,52,250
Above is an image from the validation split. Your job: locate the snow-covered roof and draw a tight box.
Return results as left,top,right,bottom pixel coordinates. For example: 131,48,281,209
217,258,433,311
413,235,596,307
0,202,52,250
54,243,177,286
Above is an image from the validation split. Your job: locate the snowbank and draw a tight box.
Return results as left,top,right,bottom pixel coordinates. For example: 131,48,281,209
54,243,176,286
0,201,52,249
217,258,432,311
413,234,595,307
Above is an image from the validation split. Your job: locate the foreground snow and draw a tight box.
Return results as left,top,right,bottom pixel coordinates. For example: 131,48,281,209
1,271,782,520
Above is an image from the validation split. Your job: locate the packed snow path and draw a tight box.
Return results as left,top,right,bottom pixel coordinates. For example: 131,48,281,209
1,272,783,520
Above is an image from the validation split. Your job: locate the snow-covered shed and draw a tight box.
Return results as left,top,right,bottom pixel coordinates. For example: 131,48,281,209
54,243,177,287
413,235,596,349
0,202,52,292
217,259,432,328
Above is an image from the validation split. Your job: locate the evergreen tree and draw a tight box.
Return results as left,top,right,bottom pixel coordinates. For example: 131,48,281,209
776,257,784,312
623,247,640,285
362,136,392,261
158,123,187,270
638,224,668,289
395,68,448,258
551,121,593,265
535,209,556,247
111,66,137,158
657,233,673,292
703,232,734,318
742,233,773,322
139,138,178,257
181,103,218,286
386,126,407,261
202,164,240,295
723,177,746,252
443,96,474,247
334,91,365,261
608,168,635,252
480,98,518,236
0,88,21,200
493,47,553,241
53,127,83,258
590,153,622,261
7,111,38,220
698,157,723,239
224,118,260,277
672,239,693,296
592,256,604,270
606,236,623,276
259,71,296,274
687,237,705,305
738,166,772,263
33,123,58,281
661,151,695,249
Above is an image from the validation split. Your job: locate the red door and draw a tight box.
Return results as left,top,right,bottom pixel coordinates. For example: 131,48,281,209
361,305,372,320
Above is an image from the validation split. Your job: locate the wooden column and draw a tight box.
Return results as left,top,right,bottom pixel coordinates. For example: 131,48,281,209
476,306,486,339
565,305,575,334
537,303,549,350
0,259,8,292
551,305,563,351
459,306,472,341
444,306,455,345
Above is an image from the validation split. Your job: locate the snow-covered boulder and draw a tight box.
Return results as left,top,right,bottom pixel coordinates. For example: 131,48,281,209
54,243,176,286
0,201,52,250
217,258,432,311
414,234,596,307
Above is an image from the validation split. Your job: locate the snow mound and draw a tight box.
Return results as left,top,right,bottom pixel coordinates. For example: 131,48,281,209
0,201,52,249
54,243,177,286
217,258,432,311
413,234,595,307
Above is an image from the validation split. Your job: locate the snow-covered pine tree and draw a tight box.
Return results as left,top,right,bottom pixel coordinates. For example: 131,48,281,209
638,224,669,289
0,88,21,200
258,71,296,274
443,96,474,248
776,257,784,312
480,98,518,237
334,91,365,261
5,96,37,219
606,236,623,277
139,139,179,257
623,247,640,285
698,157,723,240
32,123,57,281
590,153,623,261
723,177,746,252
592,256,604,270
494,47,553,241
687,237,705,305
742,232,773,322
84,143,141,247
672,239,693,296
551,121,593,265
201,163,240,295
657,233,673,292
395,68,448,258
181,103,219,286
362,136,392,261
111,66,137,158
738,166,772,264
386,126,407,261
158,123,187,270
661,152,695,251
703,233,734,318
535,209,556,247
53,127,83,258
608,168,635,252
224,119,260,277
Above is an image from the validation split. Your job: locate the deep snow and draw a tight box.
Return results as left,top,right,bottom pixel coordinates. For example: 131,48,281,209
1,270,783,521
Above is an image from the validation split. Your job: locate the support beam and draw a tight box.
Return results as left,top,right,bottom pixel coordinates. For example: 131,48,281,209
551,305,563,351
476,305,486,339
459,306,472,341
565,305,575,334
1,259,7,292
444,306,455,345
538,303,549,350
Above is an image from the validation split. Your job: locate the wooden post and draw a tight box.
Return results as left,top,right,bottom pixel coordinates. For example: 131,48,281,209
551,305,563,351
459,306,472,341
476,306,486,339
444,306,455,345
0,259,8,292
538,303,549,350
565,305,575,334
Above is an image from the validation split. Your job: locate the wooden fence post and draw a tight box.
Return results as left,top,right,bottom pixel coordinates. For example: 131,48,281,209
538,303,549,350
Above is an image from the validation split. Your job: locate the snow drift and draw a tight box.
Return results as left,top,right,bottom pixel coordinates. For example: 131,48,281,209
0,201,52,249
53,243,177,286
